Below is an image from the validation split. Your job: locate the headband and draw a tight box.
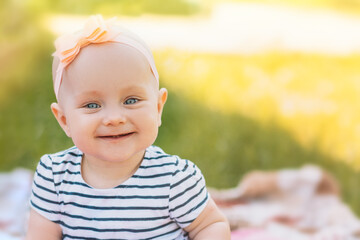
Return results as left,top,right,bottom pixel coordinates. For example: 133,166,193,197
52,15,159,100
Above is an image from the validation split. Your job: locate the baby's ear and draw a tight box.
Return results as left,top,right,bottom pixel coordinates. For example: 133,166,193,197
50,103,71,137
157,88,168,127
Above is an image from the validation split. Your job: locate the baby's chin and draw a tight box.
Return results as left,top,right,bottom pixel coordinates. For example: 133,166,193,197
82,148,147,165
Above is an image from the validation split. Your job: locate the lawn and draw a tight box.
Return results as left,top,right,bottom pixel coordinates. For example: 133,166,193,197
153,50,360,215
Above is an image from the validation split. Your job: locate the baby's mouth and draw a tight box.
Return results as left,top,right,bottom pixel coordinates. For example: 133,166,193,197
98,132,134,139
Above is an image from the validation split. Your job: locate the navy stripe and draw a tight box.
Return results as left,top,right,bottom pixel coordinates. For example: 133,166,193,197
61,201,168,211
172,169,181,177
139,162,176,169
32,190,58,205
115,183,170,189
177,193,209,220
177,218,195,225
62,234,127,240
53,151,82,158
170,185,206,213
33,189,169,211
39,161,52,170
60,211,169,222
132,172,173,179
149,227,182,240
35,170,53,183
143,155,172,160
55,180,91,188
153,150,165,154
182,160,189,172
170,169,198,189
53,160,81,166
31,201,61,215
59,190,169,199
33,180,57,195
169,176,203,201
59,220,174,233
53,169,81,175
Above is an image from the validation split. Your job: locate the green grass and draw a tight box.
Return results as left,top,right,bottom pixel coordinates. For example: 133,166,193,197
27,0,200,16
152,50,360,215
154,51,360,170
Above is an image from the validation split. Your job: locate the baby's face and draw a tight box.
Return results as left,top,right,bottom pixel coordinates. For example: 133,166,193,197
52,43,167,164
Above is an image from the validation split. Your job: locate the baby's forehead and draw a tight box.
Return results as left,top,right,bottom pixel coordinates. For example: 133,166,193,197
54,42,150,76
82,43,148,63
54,42,156,90
55,43,158,102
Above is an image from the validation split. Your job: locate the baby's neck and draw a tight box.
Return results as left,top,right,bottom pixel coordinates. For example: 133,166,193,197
81,151,144,189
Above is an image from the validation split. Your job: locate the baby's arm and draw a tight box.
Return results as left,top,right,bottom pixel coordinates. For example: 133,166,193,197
184,198,231,239
26,209,62,240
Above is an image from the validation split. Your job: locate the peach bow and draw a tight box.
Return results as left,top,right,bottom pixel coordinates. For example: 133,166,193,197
52,15,159,100
54,15,119,67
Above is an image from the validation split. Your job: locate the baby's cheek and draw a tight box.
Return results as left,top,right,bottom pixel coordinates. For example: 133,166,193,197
142,116,160,143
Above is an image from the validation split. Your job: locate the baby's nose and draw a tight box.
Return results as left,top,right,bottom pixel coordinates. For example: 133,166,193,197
102,109,126,126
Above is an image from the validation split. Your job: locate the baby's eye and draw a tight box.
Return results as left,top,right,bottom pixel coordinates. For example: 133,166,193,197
124,98,138,105
85,103,101,109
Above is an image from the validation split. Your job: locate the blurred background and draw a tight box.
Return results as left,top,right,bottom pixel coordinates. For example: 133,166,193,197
1,0,360,217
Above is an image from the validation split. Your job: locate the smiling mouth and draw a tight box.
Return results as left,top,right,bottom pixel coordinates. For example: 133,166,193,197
98,132,134,139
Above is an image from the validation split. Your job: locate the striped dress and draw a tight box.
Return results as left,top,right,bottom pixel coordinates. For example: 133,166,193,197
30,146,209,240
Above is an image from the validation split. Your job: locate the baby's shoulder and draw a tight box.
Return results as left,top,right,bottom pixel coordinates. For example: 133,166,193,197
35,146,82,186
40,146,82,171
143,145,179,169
144,146,198,174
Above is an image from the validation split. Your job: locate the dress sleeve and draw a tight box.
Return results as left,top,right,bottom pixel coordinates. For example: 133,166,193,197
29,155,61,222
169,158,209,228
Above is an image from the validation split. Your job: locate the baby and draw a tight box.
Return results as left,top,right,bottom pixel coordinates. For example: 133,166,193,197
26,15,230,240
